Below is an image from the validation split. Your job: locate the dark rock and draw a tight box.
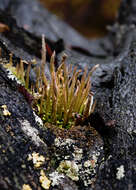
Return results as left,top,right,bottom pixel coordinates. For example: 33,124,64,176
118,0,136,25
92,28,136,190
5,0,109,56
0,0,11,11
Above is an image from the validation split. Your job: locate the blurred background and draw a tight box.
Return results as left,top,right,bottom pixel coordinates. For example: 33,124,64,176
40,0,121,38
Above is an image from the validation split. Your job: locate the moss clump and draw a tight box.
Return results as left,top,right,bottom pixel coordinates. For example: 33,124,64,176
0,35,98,129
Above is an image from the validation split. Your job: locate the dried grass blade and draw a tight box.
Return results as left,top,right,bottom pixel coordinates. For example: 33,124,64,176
89,98,96,115
25,62,31,89
20,59,25,82
68,68,81,108
9,53,13,67
83,94,92,118
63,85,68,125
65,86,79,124
52,71,58,98
40,87,45,115
73,73,86,112
89,64,99,77
41,35,46,68
36,66,41,92
52,94,57,123
76,80,91,113
50,51,55,74
45,83,52,118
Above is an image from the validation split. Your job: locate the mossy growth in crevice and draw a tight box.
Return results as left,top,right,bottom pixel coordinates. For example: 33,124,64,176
0,35,99,129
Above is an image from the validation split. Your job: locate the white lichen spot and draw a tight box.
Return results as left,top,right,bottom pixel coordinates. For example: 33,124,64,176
1,105,11,116
64,155,70,159
84,178,96,187
21,164,26,169
33,111,43,126
6,69,22,84
83,153,97,169
22,184,32,190
116,165,125,180
57,160,79,181
80,151,100,187
55,137,74,147
49,171,65,186
107,155,112,160
92,154,97,161
21,119,45,146
84,160,91,168
28,152,45,168
133,129,136,135
72,147,83,161
39,170,51,190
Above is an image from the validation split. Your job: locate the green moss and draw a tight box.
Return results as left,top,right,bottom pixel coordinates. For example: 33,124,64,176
0,35,98,129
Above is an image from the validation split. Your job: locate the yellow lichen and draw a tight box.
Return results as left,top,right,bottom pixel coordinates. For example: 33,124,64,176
1,105,11,116
39,170,51,190
22,184,32,190
27,152,45,168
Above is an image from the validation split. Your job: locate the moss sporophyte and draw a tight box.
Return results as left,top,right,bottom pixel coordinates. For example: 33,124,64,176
0,35,99,128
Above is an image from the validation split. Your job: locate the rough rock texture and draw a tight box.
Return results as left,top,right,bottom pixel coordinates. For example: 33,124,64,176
0,0,136,189
0,59,104,190
92,35,136,190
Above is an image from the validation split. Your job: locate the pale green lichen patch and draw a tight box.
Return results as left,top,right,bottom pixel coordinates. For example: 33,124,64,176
57,160,79,181
53,136,103,187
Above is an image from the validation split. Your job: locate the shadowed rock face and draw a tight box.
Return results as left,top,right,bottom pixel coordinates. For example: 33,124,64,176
118,0,136,25
112,40,136,134
0,60,104,190
92,36,136,190
0,0,11,10
0,0,136,189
